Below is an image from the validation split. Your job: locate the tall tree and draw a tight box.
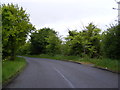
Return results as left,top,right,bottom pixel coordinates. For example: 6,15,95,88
2,4,34,60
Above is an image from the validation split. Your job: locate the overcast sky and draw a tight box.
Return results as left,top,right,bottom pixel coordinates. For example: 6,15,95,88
1,0,118,37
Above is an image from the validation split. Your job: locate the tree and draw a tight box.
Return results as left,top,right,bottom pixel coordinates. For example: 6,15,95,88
2,4,34,60
65,30,83,56
83,23,101,58
46,31,62,55
30,27,61,55
64,23,101,58
102,24,120,59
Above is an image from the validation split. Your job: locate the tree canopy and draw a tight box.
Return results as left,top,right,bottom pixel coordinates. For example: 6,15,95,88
101,24,120,59
64,23,101,58
2,4,35,60
30,27,61,55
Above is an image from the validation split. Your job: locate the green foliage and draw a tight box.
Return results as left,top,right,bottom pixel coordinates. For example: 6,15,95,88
102,24,120,59
46,32,62,55
64,23,101,58
17,42,31,55
83,23,101,57
30,27,61,55
2,4,35,60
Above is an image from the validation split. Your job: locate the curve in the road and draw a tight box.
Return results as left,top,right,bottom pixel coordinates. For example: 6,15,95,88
6,57,119,88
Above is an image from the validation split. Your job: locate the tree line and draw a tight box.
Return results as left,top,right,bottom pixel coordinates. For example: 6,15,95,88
2,4,120,61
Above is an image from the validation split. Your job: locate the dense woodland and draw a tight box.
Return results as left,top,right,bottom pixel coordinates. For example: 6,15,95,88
2,4,120,61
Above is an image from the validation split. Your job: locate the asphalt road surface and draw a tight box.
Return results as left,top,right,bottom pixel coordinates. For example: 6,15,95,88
6,57,119,88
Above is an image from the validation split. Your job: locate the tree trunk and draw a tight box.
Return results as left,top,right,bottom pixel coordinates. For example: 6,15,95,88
9,35,16,61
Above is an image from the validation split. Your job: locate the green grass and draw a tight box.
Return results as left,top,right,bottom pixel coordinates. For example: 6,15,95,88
24,54,120,73
78,58,119,73
2,57,26,84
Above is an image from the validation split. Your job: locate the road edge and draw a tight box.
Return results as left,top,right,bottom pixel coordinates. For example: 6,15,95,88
62,59,120,74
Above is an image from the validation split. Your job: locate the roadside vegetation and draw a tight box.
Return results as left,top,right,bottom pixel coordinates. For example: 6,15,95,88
2,57,26,85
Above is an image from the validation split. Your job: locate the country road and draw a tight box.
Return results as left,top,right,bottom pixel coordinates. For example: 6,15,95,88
6,57,119,88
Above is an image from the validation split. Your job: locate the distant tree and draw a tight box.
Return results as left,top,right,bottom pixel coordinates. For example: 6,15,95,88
65,30,82,55
17,42,31,55
102,24,120,59
83,23,101,58
46,31,62,55
30,27,61,55
65,23,101,58
2,4,35,60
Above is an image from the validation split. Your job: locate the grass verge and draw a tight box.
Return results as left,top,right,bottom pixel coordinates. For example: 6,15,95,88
2,57,26,86
24,54,120,73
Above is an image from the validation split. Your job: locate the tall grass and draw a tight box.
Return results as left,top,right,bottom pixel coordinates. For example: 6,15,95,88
2,57,26,84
